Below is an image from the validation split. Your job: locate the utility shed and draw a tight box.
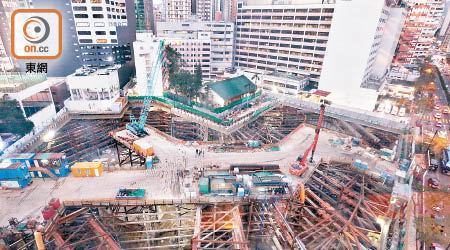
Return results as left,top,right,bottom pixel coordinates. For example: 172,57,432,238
207,75,257,107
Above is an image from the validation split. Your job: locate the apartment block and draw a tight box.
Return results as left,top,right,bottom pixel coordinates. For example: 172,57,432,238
157,21,234,80
319,0,395,110
164,0,191,22
70,0,136,69
195,0,214,21
440,8,450,52
133,33,165,96
395,0,445,63
234,2,334,87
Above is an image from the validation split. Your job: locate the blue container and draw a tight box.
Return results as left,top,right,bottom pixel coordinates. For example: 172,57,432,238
0,175,32,189
29,167,70,178
146,156,153,169
360,162,368,170
354,160,361,167
7,153,36,168
0,162,28,179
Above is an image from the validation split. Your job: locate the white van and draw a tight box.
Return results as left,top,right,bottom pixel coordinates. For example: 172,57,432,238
398,107,406,117
391,106,398,116
377,103,384,112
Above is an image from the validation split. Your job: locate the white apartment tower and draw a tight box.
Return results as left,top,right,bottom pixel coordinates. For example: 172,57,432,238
165,0,191,22
133,33,164,96
318,0,396,110
157,21,234,80
196,0,214,21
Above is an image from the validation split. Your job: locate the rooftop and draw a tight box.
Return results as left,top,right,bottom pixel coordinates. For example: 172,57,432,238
207,75,257,101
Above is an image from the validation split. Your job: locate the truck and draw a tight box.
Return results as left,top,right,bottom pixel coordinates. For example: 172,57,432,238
116,188,146,200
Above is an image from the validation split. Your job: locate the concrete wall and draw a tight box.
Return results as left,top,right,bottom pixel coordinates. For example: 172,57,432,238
371,7,407,79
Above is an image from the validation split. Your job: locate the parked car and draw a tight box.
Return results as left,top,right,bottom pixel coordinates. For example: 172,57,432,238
435,113,442,119
435,105,440,110
429,159,439,171
436,121,443,128
428,178,440,189
443,108,449,114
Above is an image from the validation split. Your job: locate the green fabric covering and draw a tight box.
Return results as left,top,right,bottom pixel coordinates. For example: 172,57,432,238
251,171,274,177
207,75,256,101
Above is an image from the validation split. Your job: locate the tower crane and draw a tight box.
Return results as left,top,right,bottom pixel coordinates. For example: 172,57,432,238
126,39,165,137
289,104,326,176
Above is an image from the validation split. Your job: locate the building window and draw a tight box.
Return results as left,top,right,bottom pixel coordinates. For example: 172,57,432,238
79,39,93,43
93,14,104,18
77,31,91,35
76,22,90,27
73,6,87,11
72,0,86,3
92,6,103,11
95,31,106,35
97,39,107,43
74,14,88,18
91,0,102,3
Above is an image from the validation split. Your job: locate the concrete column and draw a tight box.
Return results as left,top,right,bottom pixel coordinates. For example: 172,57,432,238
69,88,74,101
97,89,100,100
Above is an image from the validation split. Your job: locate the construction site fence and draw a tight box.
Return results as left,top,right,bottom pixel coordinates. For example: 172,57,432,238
128,95,272,127
163,91,262,114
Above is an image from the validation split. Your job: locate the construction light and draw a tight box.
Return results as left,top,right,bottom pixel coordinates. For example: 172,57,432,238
376,215,385,226
425,68,432,74
43,130,55,142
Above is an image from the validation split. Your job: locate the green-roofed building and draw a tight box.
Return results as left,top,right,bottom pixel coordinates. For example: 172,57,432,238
207,75,257,107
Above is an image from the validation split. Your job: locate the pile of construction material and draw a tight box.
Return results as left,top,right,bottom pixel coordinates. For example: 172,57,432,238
198,164,290,197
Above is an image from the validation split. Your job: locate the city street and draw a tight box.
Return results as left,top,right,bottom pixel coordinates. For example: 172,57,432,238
415,62,450,249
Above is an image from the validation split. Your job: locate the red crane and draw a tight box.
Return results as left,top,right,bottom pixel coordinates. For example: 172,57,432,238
289,104,326,176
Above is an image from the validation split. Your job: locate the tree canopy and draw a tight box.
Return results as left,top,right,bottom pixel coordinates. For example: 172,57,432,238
0,99,34,136
165,45,203,100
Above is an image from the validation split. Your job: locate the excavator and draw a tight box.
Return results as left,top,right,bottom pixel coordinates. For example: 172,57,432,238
289,104,326,176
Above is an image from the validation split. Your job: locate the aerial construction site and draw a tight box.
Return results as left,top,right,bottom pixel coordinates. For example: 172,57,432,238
0,82,411,250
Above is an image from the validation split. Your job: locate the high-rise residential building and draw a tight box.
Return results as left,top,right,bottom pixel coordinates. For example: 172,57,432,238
157,21,234,80
135,0,155,34
164,0,191,21
235,0,405,110
133,33,165,96
70,0,136,71
440,7,450,52
395,0,445,63
319,0,403,110
195,0,214,21
154,6,163,22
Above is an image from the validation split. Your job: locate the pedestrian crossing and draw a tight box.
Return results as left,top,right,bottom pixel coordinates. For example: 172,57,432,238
422,115,450,123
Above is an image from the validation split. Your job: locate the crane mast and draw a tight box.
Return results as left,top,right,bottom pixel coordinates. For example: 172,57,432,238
126,39,165,136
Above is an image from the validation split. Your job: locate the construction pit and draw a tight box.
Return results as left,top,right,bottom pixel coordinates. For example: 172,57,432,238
2,163,404,250
0,97,405,249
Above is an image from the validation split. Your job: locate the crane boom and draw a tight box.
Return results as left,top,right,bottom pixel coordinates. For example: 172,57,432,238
126,39,165,136
289,104,325,176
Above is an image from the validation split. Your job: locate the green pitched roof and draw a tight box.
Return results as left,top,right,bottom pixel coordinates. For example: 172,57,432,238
207,75,256,101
